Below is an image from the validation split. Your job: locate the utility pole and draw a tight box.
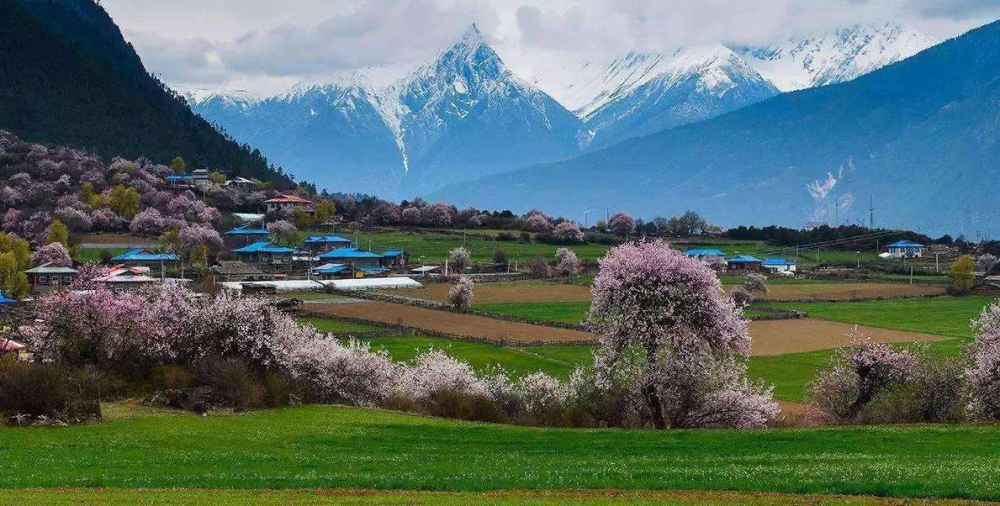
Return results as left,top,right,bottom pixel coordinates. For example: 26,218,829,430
869,193,875,229
935,252,940,274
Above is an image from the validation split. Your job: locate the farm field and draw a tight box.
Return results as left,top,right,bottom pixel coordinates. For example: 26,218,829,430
766,296,997,339
310,300,598,344
3,489,993,506
389,280,591,303
334,230,614,262
5,404,1000,500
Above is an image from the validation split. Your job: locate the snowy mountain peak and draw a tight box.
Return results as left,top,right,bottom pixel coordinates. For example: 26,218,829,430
461,23,484,44
738,23,939,91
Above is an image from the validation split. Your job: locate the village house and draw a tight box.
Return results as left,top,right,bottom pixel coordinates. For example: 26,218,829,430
319,247,383,269
225,177,257,192
726,255,763,272
210,261,270,283
24,263,78,293
762,258,797,274
191,169,213,188
95,265,161,289
887,240,925,259
164,174,195,189
380,249,409,270
224,225,271,247
312,263,348,280
264,194,314,215
302,235,353,255
233,241,297,271
112,249,179,276
685,248,726,270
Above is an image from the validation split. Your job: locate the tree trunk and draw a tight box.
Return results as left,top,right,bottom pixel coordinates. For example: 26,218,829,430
643,383,667,429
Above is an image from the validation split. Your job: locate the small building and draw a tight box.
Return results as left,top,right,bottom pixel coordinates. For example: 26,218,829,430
0,293,17,311
302,235,353,255
264,194,314,215
225,177,257,192
410,265,441,277
313,263,349,280
164,174,195,188
233,241,297,270
887,240,925,259
225,225,271,246
380,249,409,270
95,265,160,288
231,213,265,224
210,261,270,282
24,263,78,293
191,169,213,187
318,247,382,269
762,258,797,274
113,249,179,268
726,255,763,271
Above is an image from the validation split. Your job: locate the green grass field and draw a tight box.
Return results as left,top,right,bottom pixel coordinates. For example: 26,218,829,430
766,296,996,339
298,316,382,334
0,489,980,506
4,405,1000,500
74,247,128,264
475,301,591,324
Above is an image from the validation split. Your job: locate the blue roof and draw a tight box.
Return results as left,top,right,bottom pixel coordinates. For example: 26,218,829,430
358,267,390,275
728,255,763,264
314,263,348,274
685,248,725,257
303,235,352,244
0,293,16,304
888,240,924,248
225,225,270,236
113,248,179,262
165,174,194,181
233,241,297,254
382,249,404,258
319,247,382,259
763,258,797,266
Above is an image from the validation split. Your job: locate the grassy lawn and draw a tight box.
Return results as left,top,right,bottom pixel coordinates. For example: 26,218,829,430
298,316,382,334
5,405,1000,500
766,296,997,339
0,489,982,506
330,231,613,262
475,301,591,324
74,247,127,264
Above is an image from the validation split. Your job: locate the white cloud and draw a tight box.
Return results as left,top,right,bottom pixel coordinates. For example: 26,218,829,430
100,0,1000,94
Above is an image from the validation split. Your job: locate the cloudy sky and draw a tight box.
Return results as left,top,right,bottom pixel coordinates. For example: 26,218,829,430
102,0,1000,95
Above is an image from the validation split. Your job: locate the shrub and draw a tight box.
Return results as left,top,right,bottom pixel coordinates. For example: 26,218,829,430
555,248,580,276
526,256,552,278
0,356,101,423
730,286,753,307
492,250,508,265
497,232,516,242
195,358,263,412
744,273,768,295
948,255,976,295
448,247,470,275
448,276,474,311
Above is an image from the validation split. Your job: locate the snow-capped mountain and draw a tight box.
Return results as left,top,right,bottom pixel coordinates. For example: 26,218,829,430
738,24,939,91
188,23,940,197
575,46,780,148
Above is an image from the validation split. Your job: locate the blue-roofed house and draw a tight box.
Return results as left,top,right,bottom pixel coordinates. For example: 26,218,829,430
233,241,297,270
313,263,348,280
318,247,382,268
0,293,17,305
225,225,271,246
726,255,763,271
380,249,409,270
112,249,179,276
762,258,797,274
164,174,195,188
887,240,925,259
302,235,352,255
685,248,726,271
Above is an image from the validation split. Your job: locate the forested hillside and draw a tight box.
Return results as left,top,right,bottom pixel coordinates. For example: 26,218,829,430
0,0,294,187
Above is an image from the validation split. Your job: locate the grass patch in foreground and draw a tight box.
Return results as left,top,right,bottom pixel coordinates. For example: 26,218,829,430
475,301,591,325
0,489,987,506
298,316,382,334
5,405,1000,499
767,296,997,339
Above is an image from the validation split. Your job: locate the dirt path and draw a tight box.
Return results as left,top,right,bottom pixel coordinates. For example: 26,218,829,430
310,301,599,344
749,319,944,356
